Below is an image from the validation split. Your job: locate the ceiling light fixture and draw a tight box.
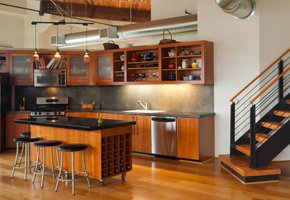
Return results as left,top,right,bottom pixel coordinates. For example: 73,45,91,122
83,1,90,63
33,24,39,61
54,24,61,61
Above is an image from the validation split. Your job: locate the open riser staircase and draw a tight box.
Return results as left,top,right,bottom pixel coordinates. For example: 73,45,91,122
219,48,290,184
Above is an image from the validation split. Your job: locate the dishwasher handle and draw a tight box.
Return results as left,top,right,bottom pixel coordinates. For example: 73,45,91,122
151,116,176,123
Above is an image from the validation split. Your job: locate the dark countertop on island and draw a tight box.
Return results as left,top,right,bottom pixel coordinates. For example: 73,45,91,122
8,109,215,118
15,117,136,131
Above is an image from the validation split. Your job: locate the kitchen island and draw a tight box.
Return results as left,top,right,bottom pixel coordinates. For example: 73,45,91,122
15,117,136,183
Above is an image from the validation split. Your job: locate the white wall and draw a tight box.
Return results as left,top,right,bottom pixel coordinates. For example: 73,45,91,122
197,0,260,156
259,0,290,161
197,0,290,160
0,11,25,48
151,0,197,20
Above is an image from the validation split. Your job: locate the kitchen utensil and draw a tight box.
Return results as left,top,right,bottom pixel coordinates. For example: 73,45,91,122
120,54,125,61
121,65,125,71
168,63,175,69
182,59,188,69
131,53,138,62
183,76,189,81
145,52,154,61
81,97,95,110
168,49,175,57
159,30,178,45
103,40,119,50
168,73,176,81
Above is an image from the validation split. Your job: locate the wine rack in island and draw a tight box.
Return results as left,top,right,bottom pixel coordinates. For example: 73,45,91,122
101,132,132,181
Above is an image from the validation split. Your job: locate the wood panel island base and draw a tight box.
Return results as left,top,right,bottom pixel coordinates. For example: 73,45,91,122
15,117,136,184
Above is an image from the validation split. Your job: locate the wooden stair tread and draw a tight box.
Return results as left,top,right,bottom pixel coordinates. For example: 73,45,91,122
274,110,290,118
255,133,269,143
236,144,251,156
261,122,283,130
218,155,281,177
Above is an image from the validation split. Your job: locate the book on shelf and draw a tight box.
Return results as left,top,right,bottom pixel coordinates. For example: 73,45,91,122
34,56,66,70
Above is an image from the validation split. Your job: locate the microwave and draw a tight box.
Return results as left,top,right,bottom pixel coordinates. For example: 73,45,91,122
34,69,66,87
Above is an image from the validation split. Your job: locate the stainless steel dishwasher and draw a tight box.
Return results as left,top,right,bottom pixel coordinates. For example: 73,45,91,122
151,116,177,156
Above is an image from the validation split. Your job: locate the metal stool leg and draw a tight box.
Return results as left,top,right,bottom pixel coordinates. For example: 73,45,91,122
41,147,46,188
55,151,63,192
18,143,25,167
71,152,75,195
32,147,40,183
28,143,31,173
24,143,28,180
50,147,55,178
11,142,20,178
82,151,91,188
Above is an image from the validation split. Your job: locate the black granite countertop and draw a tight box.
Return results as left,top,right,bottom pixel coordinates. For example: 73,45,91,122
67,109,215,118
8,109,215,118
15,117,136,131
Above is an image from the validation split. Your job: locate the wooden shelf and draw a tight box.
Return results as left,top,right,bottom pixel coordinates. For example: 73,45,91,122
127,67,159,70
162,69,176,71
162,57,176,59
114,71,125,73
177,55,202,58
177,68,201,71
127,61,159,65
114,60,124,63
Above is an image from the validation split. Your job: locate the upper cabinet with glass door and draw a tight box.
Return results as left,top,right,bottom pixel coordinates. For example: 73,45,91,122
95,53,113,84
0,51,8,73
67,53,92,86
10,53,34,85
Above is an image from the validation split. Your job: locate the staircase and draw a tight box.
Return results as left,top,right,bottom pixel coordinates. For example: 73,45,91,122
219,48,290,184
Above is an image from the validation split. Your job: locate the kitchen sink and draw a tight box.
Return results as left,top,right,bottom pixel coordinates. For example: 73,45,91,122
123,110,165,114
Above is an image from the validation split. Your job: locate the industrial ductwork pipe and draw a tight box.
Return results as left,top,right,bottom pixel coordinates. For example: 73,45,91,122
215,0,256,19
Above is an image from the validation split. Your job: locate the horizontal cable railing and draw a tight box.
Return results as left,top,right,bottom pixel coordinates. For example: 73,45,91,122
230,48,290,165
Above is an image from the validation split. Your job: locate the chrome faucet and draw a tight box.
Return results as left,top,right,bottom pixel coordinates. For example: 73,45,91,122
138,100,149,110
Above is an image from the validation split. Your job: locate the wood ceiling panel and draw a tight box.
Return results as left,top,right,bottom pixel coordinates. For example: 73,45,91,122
49,0,151,22
54,0,151,11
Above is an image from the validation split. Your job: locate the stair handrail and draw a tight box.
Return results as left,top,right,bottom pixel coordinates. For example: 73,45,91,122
249,66,290,104
230,48,290,102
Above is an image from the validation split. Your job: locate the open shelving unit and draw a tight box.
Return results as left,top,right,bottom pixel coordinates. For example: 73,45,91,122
113,51,125,83
125,47,160,83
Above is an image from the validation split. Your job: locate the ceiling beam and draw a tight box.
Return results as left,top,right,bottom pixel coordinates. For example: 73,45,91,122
42,1,151,22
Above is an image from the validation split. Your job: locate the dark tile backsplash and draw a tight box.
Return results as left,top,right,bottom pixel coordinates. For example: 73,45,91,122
15,85,214,112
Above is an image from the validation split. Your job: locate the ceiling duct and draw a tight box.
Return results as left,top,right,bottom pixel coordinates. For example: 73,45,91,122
215,0,256,19
117,15,197,39
54,15,197,47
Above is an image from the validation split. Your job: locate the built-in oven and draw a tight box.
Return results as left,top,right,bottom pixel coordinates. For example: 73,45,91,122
151,116,177,157
34,69,66,87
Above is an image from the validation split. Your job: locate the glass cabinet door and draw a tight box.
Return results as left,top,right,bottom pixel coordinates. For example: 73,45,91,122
97,53,112,81
70,56,88,77
11,56,31,78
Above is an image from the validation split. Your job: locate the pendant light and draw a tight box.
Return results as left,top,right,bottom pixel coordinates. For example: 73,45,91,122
33,25,39,61
83,2,90,63
54,24,61,61
84,24,90,63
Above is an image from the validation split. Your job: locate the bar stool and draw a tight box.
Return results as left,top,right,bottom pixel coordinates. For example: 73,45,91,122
55,144,91,195
11,137,41,180
18,132,31,168
32,140,62,188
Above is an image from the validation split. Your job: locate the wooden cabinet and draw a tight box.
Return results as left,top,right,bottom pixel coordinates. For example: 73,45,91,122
9,53,34,85
177,116,214,161
5,113,29,148
134,116,151,153
95,53,113,84
0,51,9,73
66,112,98,118
67,53,92,86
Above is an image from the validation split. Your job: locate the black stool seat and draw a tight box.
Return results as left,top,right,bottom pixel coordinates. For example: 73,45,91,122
34,140,62,147
58,144,88,152
14,137,41,143
20,132,31,138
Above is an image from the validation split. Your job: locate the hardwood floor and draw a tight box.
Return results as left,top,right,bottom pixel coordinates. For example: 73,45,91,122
0,152,290,200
